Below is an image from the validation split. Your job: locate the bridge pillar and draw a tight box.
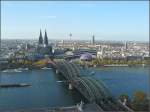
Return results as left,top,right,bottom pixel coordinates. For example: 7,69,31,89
69,83,73,90
55,69,59,74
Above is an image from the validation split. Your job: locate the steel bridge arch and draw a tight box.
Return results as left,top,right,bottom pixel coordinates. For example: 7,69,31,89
74,77,96,102
53,61,131,111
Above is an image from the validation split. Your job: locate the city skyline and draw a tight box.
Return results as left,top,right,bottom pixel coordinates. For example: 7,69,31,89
1,1,149,41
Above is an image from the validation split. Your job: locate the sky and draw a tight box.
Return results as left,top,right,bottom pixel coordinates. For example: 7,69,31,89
1,1,149,41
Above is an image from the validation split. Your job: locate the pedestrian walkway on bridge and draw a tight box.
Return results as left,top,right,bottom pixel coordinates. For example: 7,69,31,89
0,103,103,112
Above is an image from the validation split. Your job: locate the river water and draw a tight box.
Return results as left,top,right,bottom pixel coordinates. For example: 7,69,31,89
0,67,149,110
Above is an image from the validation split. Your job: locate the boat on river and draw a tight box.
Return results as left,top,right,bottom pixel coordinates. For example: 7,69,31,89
104,64,128,67
0,83,31,88
17,68,29,71
41,67,52,70
2,69,22,73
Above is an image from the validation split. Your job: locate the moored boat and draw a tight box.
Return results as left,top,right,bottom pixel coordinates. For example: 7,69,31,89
104,64,128,67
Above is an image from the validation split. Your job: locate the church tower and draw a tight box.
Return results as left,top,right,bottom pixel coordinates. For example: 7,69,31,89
44,30,48,46
38,30,43,45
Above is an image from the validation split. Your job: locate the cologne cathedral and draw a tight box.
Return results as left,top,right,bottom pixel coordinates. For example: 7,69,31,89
37,30,52,56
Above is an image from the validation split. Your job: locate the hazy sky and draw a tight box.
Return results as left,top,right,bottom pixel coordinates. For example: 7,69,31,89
1,1,149,41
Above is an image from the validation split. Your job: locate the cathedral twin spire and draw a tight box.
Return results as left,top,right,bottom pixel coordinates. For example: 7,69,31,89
39,30,43,45
38,29,48,46
44,30,48,46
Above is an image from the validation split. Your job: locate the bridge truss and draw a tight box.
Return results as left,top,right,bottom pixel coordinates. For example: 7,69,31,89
53,60,132,111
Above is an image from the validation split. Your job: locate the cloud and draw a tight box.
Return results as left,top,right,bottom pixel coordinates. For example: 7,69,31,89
41,15,56,19
47,16,56,19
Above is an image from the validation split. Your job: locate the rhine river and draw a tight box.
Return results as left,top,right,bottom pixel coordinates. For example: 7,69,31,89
0,67,149,110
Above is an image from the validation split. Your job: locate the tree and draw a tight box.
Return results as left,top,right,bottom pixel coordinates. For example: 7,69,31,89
92,59,98,65
131,91,149,111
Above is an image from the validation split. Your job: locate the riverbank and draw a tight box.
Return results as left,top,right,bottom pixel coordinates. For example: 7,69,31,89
102,64,149,67
104,64,128,67
0,64,149,73
80,63,149,68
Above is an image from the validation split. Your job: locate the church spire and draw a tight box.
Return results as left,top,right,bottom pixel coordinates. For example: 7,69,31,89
39,29,43,45
44,29,48,46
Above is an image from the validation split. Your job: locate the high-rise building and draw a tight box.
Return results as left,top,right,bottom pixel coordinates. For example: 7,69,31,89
124,41,128,50
92,35,95,45
44,30,48,46
38,30,43,45
0,35,1,54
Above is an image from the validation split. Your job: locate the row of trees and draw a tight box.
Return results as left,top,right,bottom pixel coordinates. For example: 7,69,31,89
119,91,149,111
7,58,49,69
91,58,148,66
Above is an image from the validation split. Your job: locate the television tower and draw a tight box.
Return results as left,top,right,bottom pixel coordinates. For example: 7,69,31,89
69,33,72,41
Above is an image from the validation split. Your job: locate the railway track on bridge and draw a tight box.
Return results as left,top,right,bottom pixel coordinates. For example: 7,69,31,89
52,60,134,112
